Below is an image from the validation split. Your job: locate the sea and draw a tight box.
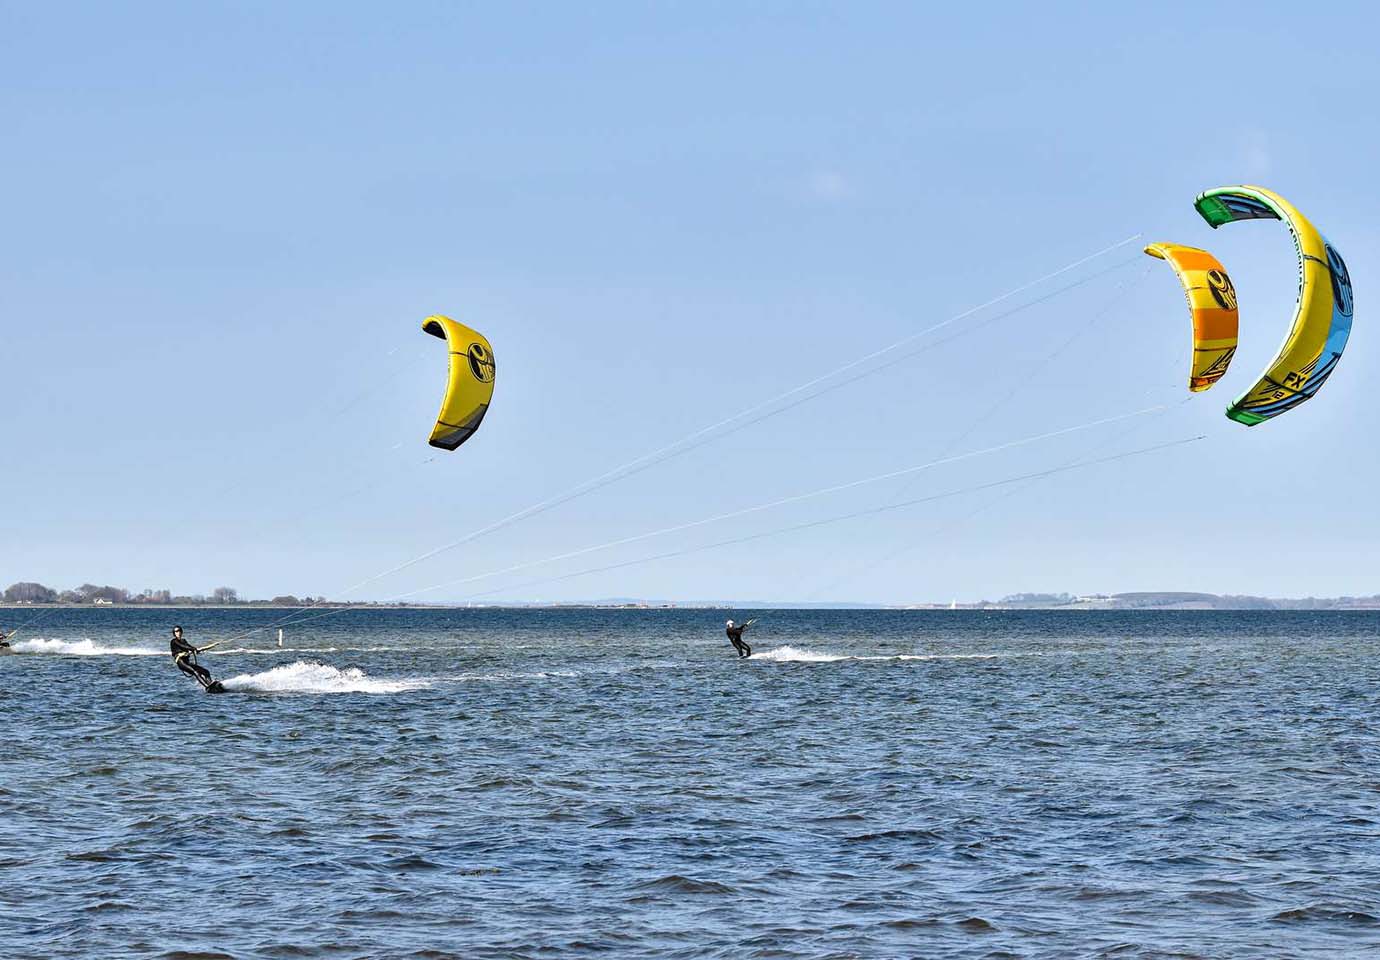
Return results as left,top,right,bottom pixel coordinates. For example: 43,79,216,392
2,607,1379,959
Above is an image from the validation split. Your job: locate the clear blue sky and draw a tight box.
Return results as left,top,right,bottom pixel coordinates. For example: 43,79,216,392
3,1,1376,603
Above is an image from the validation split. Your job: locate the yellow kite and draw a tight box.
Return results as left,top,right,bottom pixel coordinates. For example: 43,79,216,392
1144,242,1239,392
423,315,495,450
1194,186,1353,426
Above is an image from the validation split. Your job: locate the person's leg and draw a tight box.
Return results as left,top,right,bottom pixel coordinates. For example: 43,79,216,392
178,659,213,688
742,641,751,658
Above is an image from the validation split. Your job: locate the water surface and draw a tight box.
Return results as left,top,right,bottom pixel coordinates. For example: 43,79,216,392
3,608,1379,958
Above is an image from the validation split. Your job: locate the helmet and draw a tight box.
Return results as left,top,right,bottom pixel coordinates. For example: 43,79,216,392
726,619,734,627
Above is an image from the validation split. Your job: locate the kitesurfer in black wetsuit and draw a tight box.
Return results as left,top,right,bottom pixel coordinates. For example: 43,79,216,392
0,630,11,649
725,619,752,659
170,626,214,689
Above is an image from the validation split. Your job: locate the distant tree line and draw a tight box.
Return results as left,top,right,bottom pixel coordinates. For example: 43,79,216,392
999,592,1074,604
2,582,322,605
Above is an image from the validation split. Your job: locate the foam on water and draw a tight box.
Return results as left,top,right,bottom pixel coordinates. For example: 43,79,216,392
754,645,1001,663
210,646,395,655
218,659,428,694
10,637,163,657
755,645,851,662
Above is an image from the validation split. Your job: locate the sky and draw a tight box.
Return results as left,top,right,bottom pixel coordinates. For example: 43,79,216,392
3,1,1378,604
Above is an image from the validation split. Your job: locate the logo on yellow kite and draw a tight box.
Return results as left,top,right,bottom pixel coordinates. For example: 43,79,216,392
1206,269,1237,311
1326,243,1353,317
467,343,496,383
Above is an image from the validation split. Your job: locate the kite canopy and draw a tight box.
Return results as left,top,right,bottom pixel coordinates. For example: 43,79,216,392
1194,186,1352,426
423,315,495,451
1144,242,1239,393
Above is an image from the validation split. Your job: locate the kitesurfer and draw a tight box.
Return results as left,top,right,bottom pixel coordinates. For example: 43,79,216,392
169,626,215,690
725,619,753,659
0,629,11,649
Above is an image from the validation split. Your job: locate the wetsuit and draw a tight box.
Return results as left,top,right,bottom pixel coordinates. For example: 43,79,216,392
0,632,10,649
171,635,214,688
726,623,751,659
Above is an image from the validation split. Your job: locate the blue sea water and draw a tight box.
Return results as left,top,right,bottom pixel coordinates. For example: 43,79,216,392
2,607,1380,959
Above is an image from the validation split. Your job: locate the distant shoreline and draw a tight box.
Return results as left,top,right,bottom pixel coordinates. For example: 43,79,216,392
5,595,1380,612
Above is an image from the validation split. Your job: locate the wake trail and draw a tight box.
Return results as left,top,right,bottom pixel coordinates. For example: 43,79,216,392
10,638,163,657
209,646,397,655
218,660,429,694
442,669,582,682
753,644,1004,663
